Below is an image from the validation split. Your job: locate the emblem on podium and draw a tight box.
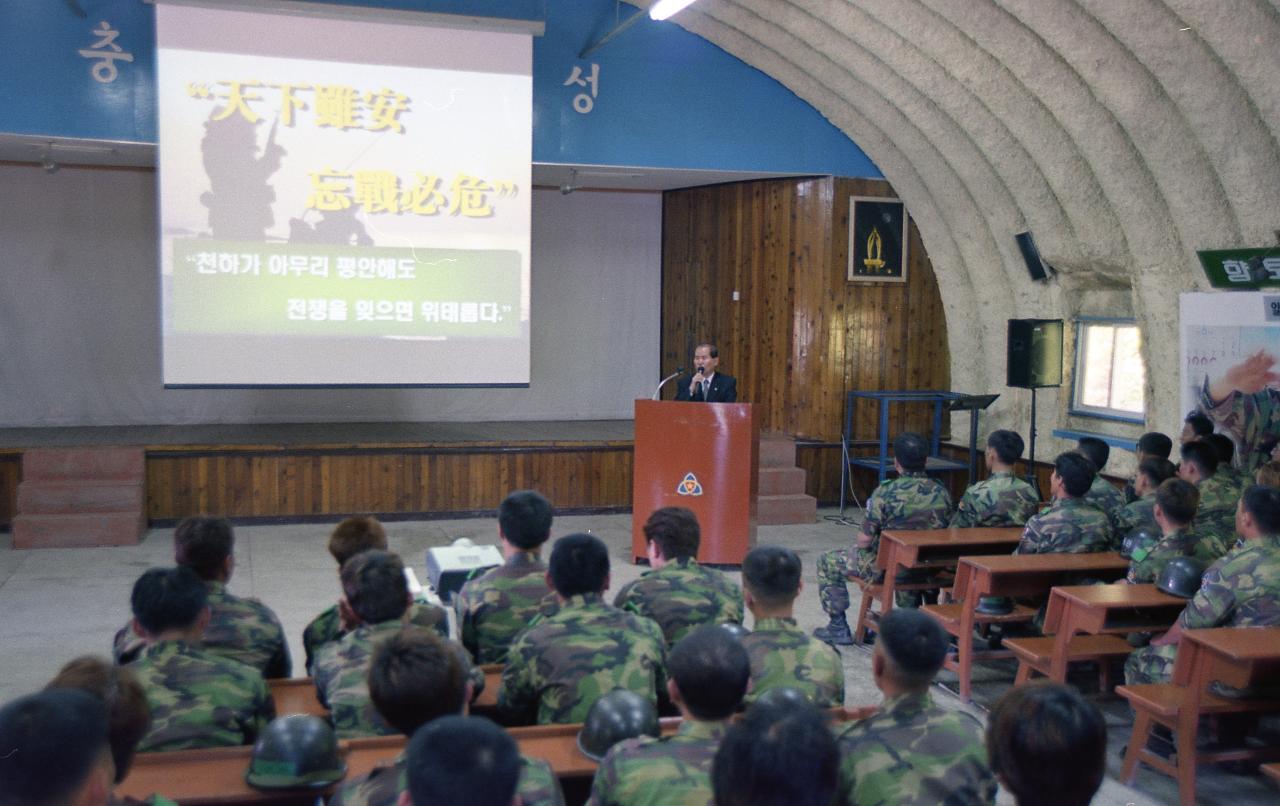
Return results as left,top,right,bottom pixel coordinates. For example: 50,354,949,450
676,472,703,496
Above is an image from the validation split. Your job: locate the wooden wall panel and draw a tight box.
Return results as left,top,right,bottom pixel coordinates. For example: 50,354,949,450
0,453,20,529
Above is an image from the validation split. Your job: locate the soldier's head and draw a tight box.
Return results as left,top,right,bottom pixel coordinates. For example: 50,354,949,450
404,716,520,806
873,609,949,695
1181,411,1213,444
173,516,234,582
1135,431,1173,462
0,689,114,806
892,432,929,473
368,628,467,737
987,682,1106,806
497,489,553,551
340,550,410,626
547,533,610,599
1135,457,1177,497
1075,437,1109,472
1178,440,1219,484
1256,460,1280,489
1206,433,1236,469
986,429,1024,469
741,545,802,616
1051,452,1095,499
130,566,210,641
1154,478,1199,531
327,516,388,566
667,625,750,721
1237,484,1280,540
46,656,150,786
712,700,838,806
643,507,701,566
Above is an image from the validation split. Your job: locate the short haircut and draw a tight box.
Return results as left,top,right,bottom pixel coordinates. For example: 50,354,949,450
893,432,929,472
131,566,208,635
46,656,150,785
1137,457,1177,489
696,342,719,358
1053,452,1095,498
741,545,801,607
712,701,838,806
877,608,949,688
1155,478,1199,526
668,625,751,721
0,689,110,806
1136,432,1173,460
643,507,701,560
1184,411,1213,438
1242,485,1280,534
368,628,466,736
1256,460,1280,489
1075,437,1109,472
1205,433,1236,467
498,490,553,550
173,516,234,581
327,516,388,566
341,550,409,625
1180,440,1219,477
986,429,1024,465
987,682,1106,806
548,533,609,597
406,716,520,806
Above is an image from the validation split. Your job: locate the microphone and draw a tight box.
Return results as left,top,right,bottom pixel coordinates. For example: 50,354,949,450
652,367,685,400
694,366,705,376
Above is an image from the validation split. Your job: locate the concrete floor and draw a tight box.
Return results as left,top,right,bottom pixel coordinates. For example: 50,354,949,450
0,508,1274,805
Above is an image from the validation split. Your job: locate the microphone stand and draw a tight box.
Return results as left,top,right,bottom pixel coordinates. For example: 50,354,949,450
652,368,685,400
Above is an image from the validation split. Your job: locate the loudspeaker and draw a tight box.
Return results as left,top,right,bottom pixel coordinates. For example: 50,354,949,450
1014,231,1051,281
1007,319,1063,388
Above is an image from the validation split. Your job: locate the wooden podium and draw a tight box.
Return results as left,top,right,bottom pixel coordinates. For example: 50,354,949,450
632,400,759,565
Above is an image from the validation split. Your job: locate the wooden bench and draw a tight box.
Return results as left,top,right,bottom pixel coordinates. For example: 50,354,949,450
270,664,504,719
1004,634,1133,687
1263,762,1280,786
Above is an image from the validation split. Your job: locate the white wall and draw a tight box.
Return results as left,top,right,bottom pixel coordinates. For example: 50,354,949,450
0,165,661,426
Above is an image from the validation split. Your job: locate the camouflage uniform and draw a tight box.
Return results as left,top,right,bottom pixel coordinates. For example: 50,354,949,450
740,617,844,708
836,691,996,806
1127,528,1197,584
455,551,559,664
329,751,564,806
498,593,667,725
1015,497,1112,555
303,600,448,674
1112,493,1158,549
1191,474,1240,562
817,472,952,615
113,581,291,679
1218,466,1250,499
1083,475,1127,520
612,557,744,646
1125,534,1280,685
948,470,1039,528
313,620,405,739
130,639,274,752
1199,381,1279,473
588,719,727,806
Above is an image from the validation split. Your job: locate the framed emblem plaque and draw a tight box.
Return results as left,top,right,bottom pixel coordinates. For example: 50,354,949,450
848,197,907,283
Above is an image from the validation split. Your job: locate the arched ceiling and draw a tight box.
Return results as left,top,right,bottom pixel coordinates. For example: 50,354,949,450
646,0,1280,438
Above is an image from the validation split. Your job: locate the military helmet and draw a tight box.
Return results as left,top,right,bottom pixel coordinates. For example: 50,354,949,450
1121,526,1161,561
245,715,346,789
751,686,812,711
717,622,750,642
1156,556,1208,599
576,689,660,761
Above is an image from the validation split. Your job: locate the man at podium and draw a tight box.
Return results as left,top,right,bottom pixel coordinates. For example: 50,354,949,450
675,342,738,402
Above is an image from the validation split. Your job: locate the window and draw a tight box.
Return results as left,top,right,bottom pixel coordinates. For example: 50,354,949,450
1072,319,1145,421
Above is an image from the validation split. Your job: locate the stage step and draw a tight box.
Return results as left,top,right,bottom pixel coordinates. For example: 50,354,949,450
758,466,806,496
12,512,147,549
754,436,816,524
757,493,818,525
17,480,145,514
21,447,144,481
759,437,797,468
14,447,146,548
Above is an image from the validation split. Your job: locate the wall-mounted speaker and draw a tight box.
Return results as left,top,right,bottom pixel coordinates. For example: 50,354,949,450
1014,231,1052,281
1007,319,1063,388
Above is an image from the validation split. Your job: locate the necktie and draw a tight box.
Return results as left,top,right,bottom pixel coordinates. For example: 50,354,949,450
701,379,710,399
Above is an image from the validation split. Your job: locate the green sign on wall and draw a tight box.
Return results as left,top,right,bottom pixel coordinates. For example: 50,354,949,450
1197,248,1280,290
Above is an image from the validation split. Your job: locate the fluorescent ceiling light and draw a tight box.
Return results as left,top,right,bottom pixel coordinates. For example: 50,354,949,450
649,0,699,21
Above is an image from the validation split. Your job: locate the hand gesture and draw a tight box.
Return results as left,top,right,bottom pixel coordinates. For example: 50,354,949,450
1211,349,1280,400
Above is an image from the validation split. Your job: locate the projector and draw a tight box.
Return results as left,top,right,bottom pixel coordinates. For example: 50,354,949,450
426,539,503,603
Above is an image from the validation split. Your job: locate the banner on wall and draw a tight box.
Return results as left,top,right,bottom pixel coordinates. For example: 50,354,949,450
1179,292,1280,415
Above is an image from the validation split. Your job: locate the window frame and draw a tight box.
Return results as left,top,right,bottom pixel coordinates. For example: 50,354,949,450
1069,317,1145,424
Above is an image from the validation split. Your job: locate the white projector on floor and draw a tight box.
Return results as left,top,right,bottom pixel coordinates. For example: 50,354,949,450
426,539,503,602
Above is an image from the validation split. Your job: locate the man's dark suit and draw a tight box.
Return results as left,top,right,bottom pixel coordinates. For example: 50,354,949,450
675,372,738,402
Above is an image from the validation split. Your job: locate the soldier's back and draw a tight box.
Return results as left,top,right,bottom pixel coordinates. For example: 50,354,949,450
331,751,564,806
304,600,447,674
313,621,405,739
1112,495,1158,541
1017,498,1112,554
869,474,953,531
741,617,844,708
456,553,557,664
613,557,744,646
1127,529,1196,584
1084,475,1126,518
1185,536,1280,628
589,720,726,806
950,472,1039,528
1192,475,1241,553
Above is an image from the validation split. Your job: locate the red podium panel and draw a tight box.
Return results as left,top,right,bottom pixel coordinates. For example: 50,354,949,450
632,400,759,565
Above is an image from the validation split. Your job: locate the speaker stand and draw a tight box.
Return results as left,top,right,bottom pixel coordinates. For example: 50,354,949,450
1026,387,1041,499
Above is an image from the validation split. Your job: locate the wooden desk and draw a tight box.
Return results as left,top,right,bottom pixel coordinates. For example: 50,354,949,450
271,666,504,720
876,527,1022,615
1039,584,1185,682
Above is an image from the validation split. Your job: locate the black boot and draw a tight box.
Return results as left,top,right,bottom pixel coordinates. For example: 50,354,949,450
814,614,854,646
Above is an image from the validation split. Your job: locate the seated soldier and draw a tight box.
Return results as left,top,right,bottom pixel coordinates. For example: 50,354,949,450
456,490,559,665
1178,440,1237,562
1125,485,1280,686
986,682,1107,806
739,545,844,704
1181,410,1213,445
330,629,562,806
1016,452,1112,554
1127,478,1202,584
613,507,744,646
499,533,667,725
711,700,839,806
836,609,995,805
303,516,447,674
1123,431,1173,502
816,432,952,643
590,624,750,805
950,429,1038,528
0,689,115,806
113,517,290,678
404,716,522,806
127,566,274,751
1112,457,1176,539
1207,432,1249,498
1076,437,1127,519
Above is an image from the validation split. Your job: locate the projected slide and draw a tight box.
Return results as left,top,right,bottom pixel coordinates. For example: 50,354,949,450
155,2,532,386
